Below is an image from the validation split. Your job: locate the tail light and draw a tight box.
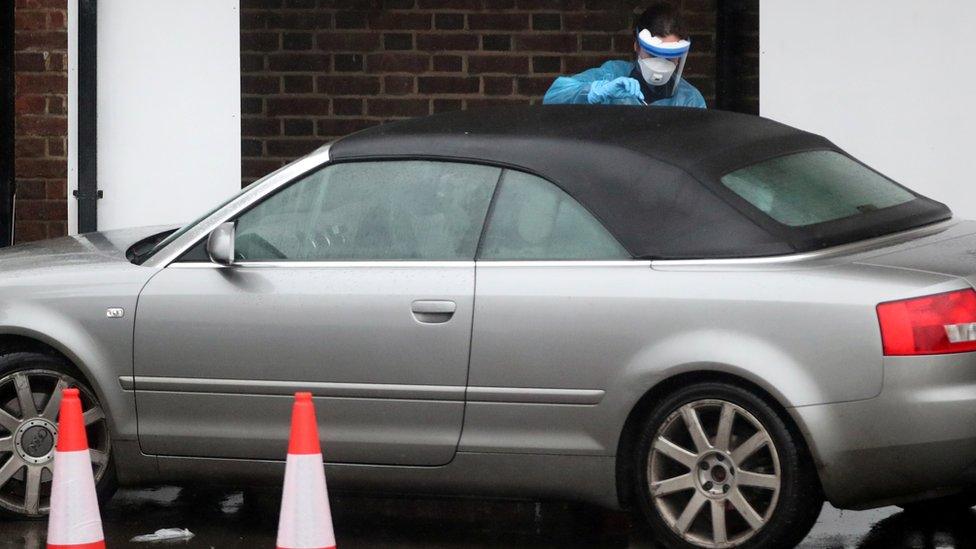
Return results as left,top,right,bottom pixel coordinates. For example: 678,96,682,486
877,289,976,355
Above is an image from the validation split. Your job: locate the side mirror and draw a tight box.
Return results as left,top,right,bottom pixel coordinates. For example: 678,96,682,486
206,222,236,266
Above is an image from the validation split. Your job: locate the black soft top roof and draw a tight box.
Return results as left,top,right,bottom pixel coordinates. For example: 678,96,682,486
330,106,950,259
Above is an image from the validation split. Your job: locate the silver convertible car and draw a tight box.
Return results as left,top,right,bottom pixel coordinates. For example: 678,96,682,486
1,106,975,548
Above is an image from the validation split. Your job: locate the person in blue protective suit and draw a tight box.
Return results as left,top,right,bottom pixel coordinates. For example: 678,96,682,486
543,3,705,108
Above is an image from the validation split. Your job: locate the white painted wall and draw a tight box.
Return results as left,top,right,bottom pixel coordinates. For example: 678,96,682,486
86,0,240,232
760,0,976,219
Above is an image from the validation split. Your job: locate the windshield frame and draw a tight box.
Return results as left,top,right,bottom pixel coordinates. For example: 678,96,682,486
139,144,333,269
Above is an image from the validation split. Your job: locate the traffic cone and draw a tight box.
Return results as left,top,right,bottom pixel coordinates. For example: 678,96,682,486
276,392,336,549
47,388,105,549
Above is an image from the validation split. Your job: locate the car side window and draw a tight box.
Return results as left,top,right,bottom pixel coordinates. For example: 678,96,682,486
234,160,500,261
478,170,630,260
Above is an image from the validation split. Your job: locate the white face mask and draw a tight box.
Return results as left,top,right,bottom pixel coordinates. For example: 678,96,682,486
638,56,676,87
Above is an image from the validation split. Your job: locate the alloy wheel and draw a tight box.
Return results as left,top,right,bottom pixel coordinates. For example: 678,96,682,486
0,369,110,516
648,399,781,548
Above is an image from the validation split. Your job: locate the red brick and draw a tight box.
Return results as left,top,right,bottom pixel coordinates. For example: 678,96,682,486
267,52,331,71
242,118,282,137
432,99,463,113
48,10,65,29
283,75,314,93
333,98,364,115
15,158,66,178
46,179,66,199
14,30,66,49
418,0,482,8
16,198,66,220
316,118,379,137
46,95,65,114
266,139,322,156
433,55,463,72
516,0,585,8
241,31,280,52
16,180,47,199
366,53,429,73
242,75,281,95
367,98,430,117
16,115,66,136
14,221,47,243
514,33,578,52
384,75,415,95
283,119,315,136
15,11,48,31
416,33,479,51
468,13,529,31
367,12,431,30
15,0,67,8
15,137,46,158
267,11,333,30
47,137,65,156
563,12,628,32
15,73,66,94
466,97,532,109
317,75,381,95
14,95,46,114
47,52,64,71
564,54,623,73
267,97,331,116
418,76,480,94
317,32,381,51
516,76,554,96
243,159,285,179
468,55,529,74
14,52,47,71
484,76,514,95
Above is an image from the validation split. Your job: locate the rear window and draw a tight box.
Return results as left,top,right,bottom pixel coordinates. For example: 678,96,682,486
720,151,916,227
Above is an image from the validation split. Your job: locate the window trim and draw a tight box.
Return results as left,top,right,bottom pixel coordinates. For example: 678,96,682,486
150,149,637,269
231,159,503,263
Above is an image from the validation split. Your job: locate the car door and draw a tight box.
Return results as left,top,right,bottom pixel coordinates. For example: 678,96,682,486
463,169,643,455
133,160,500,466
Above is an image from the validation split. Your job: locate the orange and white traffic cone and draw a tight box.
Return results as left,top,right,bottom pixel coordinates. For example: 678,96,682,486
46,388,105,549
276,392,336,549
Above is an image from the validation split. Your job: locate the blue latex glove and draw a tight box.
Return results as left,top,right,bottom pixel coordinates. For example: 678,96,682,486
587,77,645,104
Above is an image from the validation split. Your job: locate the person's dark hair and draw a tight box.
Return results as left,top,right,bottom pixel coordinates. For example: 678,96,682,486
635,2,687,39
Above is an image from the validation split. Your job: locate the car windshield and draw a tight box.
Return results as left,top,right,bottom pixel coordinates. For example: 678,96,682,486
720,150,917,227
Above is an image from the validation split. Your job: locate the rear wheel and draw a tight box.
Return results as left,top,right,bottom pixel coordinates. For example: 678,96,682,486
632,382,822,548
0,352,115,518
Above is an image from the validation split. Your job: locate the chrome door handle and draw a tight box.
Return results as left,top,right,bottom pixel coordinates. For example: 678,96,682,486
411,300,456,324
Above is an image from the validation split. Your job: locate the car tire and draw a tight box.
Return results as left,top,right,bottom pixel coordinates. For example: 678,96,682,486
898,493,976,515
632,382,823,549
0,351,116,519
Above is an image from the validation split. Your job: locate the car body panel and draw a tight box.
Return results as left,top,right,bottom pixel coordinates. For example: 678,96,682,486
793,353,976,508
0,227,170,443
133,261,475,465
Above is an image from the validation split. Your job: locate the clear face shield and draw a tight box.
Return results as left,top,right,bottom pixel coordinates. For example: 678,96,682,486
635,29,690,100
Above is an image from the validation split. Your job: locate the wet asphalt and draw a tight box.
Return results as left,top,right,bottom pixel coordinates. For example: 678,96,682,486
1,486,974,548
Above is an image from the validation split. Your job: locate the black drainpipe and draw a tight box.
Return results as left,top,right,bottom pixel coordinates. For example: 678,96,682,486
715,0,757,114
0,0,15,246
75,0,100,233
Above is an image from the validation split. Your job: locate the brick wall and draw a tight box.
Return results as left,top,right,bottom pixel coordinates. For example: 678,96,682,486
13,0,68,243
241,0,722,184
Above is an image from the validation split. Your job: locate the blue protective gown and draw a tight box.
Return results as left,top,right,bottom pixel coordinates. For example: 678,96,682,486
543,60,706,108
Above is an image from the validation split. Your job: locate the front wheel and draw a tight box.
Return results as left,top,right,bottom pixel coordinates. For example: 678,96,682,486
632,382,822,548
0,352,116,518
